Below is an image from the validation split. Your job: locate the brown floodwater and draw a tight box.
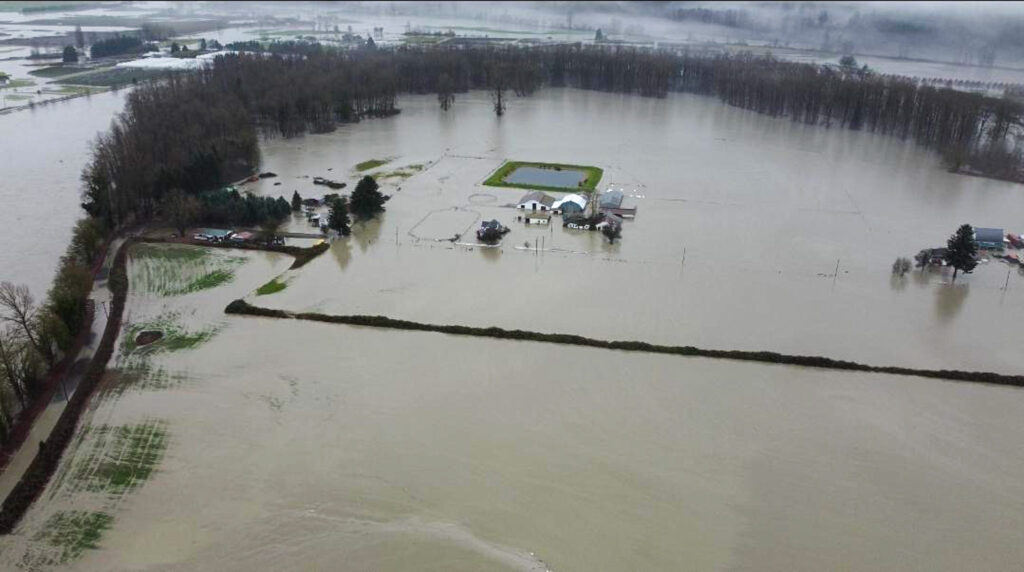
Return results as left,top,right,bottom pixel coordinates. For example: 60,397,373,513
246,88,1024,374
3,88,1024,571
3,261,1024,571
0,90,126,296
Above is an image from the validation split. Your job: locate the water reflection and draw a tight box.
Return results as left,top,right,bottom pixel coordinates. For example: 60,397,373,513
934,282,969,323
479,245,501,263
889,274,908,292
352,216,383,253
330,236,352,271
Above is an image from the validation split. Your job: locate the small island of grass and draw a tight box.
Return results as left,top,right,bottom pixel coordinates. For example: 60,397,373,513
354,158,390,172
483,161,603,193
256,277,288,296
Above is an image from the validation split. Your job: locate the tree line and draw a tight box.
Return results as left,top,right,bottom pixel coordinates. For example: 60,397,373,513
675,51,1023,182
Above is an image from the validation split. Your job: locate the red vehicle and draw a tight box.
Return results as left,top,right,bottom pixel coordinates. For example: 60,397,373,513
1006,233,1024,249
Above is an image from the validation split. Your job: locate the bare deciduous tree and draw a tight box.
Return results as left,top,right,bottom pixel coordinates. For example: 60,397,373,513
0,282,44,361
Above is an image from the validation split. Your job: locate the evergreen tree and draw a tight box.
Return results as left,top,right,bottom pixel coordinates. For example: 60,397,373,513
944,224,979,282
171,42,180,54
349,176,385,220
328,197,351,236
291,190,303,211
62,45,78,63
74,25,85,49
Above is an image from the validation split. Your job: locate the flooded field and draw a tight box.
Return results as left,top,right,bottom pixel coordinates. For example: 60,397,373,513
3,65,1024,570
1,242,1024,570
238,88,1024,374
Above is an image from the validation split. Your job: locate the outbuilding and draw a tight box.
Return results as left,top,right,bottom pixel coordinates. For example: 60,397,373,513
975,227,1005,249
517,191,555,211
520,211,551,225
599,189,624,209
553,193,588,214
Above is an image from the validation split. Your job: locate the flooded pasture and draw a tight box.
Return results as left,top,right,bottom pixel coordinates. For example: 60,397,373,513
240,88,1024,374
2,251,1024,570
3,83,1024,570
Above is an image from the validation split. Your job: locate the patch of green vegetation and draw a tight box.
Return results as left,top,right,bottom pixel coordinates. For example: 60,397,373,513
355,157,391,171
129,243,244,296
121,312,220,357
55,67,170,87
256,276,288,296
483,160,603,193
131,242,207,262
3,93,32,101
27,65,81,78
71,421,168,496
376,163,423,180
105,363,190,397
32,511,113,564
0,78,35,89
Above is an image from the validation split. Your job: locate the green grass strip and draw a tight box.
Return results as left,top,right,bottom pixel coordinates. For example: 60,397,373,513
355,158,390,171
256,277,288,296
224,299,1024,388
482,160,603,193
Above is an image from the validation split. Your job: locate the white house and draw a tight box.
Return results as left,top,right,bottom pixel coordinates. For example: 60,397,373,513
517,191,555,211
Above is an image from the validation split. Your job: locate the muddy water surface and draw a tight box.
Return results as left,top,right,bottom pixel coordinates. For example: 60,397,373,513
3,87,1024,571
0,90,125,295
247,88,1024,373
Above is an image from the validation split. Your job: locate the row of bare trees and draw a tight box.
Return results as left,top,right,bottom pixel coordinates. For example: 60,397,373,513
676,51,1023,182
0,218,107,444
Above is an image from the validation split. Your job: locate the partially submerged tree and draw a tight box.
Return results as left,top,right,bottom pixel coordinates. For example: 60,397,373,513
944,224,979,282
349,176,385,220
291,191,303,211
914,249,931,270
62,45,78,64
328,197,351,236
891,257,911,277
489,63,508,117
437,73,455,111
602,223,622,244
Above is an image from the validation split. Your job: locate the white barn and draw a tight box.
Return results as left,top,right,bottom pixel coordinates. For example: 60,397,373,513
517,191,555,211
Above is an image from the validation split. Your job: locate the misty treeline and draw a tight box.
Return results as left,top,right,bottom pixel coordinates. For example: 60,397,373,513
677,52,1024,182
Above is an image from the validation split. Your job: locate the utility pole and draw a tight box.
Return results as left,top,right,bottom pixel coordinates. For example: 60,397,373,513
832,258,840,289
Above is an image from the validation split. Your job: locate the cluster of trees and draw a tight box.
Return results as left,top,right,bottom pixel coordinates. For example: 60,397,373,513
82,72,260,228
676,52,1024,182
0,217,108,443
89,35,143,59
161,188,291,235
